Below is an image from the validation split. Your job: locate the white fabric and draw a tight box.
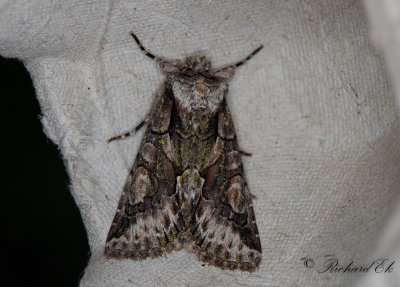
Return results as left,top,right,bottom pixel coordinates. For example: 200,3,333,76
1,1,399,286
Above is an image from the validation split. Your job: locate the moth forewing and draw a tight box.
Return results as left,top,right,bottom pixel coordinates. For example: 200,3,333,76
105,32,263,272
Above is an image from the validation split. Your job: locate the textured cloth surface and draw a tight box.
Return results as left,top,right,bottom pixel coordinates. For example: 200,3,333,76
1,1,399,286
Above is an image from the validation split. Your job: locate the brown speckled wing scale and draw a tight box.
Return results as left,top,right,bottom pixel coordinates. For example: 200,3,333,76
105,92,181,259
105,93,261,271
188,101,262,271
105,32,263,272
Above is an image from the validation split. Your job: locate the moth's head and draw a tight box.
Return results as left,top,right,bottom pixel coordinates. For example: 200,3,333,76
183,54,211,74
168,55,228,115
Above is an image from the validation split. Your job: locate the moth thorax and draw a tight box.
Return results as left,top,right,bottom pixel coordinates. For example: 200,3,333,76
172,80,227,115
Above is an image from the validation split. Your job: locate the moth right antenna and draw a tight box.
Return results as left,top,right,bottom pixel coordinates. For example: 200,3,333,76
232,44,264,68
130,32,161,62
214,44,264,76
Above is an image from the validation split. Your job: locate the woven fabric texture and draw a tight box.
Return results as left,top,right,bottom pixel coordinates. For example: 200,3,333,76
1,1,399,286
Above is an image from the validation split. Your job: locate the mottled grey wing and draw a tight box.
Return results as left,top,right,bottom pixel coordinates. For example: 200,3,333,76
105,95,184,259
190,100,262,271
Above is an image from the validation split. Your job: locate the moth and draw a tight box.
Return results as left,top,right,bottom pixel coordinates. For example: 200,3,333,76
105,32,263,272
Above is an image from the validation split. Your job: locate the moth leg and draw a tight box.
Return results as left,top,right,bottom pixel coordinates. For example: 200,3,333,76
107,84,171,144
237,149,252,157
107,118,149,143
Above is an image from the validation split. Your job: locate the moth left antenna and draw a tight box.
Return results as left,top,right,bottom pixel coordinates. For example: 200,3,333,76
130,32,160,61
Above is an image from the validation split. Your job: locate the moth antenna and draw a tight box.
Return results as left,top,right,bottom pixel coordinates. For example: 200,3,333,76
130,32,161,62
214,44,264,74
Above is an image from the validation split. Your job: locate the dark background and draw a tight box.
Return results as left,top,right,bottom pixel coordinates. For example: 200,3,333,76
2,56,90,286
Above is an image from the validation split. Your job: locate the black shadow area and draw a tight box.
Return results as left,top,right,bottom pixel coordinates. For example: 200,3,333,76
1,57,90,286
